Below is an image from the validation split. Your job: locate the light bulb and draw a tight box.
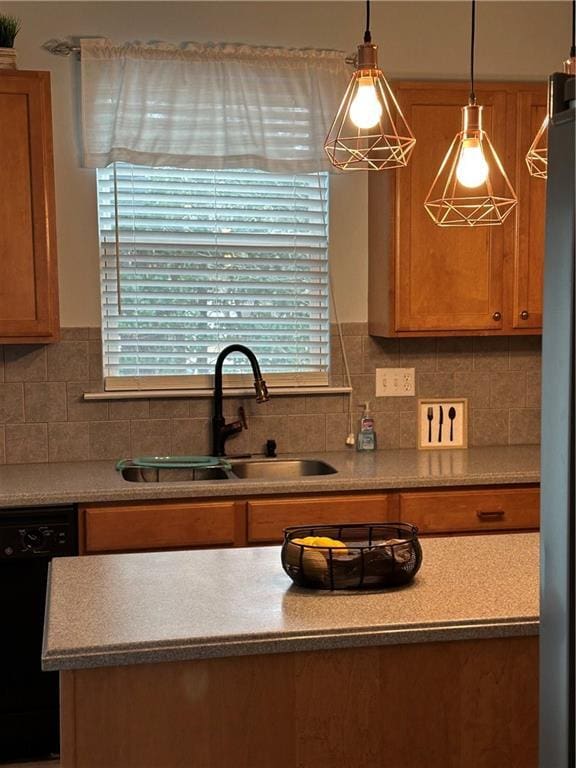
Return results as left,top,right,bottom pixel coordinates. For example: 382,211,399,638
456,138,489,188
348,76,383,129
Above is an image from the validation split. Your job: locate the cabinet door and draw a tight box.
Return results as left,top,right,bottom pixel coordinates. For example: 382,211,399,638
247,493,390,543
0,71,59,343
81,500,243,553
512,87,547,330
394,83,510,334
398,486,539,535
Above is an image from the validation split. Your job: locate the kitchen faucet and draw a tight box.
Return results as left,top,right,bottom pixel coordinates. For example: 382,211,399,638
211,344,269,457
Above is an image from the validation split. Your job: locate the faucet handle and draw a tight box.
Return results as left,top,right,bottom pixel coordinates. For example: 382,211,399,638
238,406,248,430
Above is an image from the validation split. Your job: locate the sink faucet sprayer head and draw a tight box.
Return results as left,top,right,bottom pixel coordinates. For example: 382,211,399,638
254,378,269,403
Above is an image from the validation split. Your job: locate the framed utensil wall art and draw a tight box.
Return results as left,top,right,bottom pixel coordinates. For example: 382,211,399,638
418,398,468,449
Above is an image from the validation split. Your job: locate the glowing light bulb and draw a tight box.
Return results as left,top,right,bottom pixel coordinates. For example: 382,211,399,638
349,76,382,129
456,138,489,188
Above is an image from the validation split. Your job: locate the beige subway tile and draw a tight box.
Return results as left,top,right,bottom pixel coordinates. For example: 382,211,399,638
473,337,510,371
350,374,376,403
399,411,418,448
67,382,109,421
304,394,346,414
0,383,25,423
372,411,400,449
471,409,509,446
509,409,541,445
6,423,48,463
341,322,368,336
416,372,455,399
89,340,103,381
398,339,437,371
0,347,4,383
149,399,190,419
453,372,491,408
47,341,89,381
248,414,326,454
89,421,131,460
436,338,474,372
89,327,102,340
4,345,47,382
171,418,211,456
48,422,90,462
0,425,5,463
130,420,172,456
509,337,542,371
188,399,213,418
109,399,150,420
24,382,67,422
490,372,526,409
60,327,91,341
526,370,541,408
325,413,351,451
363,335,399,373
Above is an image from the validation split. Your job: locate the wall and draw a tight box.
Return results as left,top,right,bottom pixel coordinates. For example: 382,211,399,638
0,0,556,461
0,327,540,463
2,0,570,324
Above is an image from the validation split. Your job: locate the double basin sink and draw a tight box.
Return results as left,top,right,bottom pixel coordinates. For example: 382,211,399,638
120,458,337,484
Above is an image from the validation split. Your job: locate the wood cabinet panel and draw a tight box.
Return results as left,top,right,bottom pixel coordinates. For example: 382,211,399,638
369,80,545,337
398,486,539,534
512,87,547,329
247,493,391,543
0,71,59,343
82,500,242,553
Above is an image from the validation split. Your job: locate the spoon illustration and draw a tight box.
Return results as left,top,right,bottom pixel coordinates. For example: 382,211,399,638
448,406,457,441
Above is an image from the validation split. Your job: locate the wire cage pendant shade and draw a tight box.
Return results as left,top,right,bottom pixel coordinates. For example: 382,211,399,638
525,54,576,179
324,42,416,171
424,103,517,227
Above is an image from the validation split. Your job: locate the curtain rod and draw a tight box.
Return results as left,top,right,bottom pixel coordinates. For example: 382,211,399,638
43,39,80,57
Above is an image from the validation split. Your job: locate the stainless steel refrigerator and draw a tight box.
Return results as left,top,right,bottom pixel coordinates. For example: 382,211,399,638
540,70,576,768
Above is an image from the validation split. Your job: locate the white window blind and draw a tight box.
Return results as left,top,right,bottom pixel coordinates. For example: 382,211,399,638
97,164,330,390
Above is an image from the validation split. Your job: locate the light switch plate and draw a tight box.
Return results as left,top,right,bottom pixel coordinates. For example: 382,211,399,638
375,368,415,397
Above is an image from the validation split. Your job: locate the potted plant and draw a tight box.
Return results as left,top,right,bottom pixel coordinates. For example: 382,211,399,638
0,14,21,69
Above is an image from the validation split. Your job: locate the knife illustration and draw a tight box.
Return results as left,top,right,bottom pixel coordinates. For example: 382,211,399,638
438,405,444,443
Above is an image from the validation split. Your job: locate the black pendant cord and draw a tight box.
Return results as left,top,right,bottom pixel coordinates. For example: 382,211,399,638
364,0,371,43
571,0,575,57
469,0,477,104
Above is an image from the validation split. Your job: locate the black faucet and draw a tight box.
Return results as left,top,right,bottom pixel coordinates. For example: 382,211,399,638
211,344,269,457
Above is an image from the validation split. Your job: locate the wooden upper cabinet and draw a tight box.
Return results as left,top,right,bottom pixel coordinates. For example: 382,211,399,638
0,70,59,343
512,87,547,330
368,81,546,337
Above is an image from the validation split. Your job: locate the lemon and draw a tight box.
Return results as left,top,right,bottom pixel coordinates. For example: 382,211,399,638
292,536,347,552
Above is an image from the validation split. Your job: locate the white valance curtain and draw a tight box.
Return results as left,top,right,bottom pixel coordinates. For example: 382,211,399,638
80,39,350,172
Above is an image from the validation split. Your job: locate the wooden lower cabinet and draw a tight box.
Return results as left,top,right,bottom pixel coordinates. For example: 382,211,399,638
80,499,245,554
79,485,539,554
398,485,540,535
60,635,538,768
247,492,390,543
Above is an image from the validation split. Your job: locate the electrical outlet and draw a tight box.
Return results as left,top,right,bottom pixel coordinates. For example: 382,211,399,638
375,368,415,397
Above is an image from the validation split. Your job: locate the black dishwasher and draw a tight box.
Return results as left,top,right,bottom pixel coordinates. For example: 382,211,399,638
0,505,77,763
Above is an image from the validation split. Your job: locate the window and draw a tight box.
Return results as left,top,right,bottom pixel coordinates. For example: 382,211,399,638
96,164,330,390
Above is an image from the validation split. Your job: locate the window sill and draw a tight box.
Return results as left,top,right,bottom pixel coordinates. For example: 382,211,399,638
83,386,352,401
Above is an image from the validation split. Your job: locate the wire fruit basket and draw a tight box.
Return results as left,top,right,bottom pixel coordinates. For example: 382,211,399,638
281,523,422,591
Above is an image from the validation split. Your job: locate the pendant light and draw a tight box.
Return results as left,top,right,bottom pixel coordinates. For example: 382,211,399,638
324,0,415,171
424,0,517,227
525,0,576,179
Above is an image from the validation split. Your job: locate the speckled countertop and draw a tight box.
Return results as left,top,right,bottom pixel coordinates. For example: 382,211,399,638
42,532,538,671
0,445,539,508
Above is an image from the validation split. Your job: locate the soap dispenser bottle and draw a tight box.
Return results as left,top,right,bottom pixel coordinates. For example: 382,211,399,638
356,402,376,451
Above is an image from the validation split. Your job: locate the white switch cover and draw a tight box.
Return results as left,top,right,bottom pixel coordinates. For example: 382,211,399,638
375,368,415,397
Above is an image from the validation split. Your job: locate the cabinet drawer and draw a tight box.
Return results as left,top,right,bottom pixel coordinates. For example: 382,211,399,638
83,501,239,553
398,487,539,534
247,494,390,543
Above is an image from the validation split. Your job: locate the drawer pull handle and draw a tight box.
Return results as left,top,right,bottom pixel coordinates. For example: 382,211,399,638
476,509,505,520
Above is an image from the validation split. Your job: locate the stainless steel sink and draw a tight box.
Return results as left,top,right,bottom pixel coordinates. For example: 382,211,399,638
229,458,337,480
119,458,337,483
120,465,232,483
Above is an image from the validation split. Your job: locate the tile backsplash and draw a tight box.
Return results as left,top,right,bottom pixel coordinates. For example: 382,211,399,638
0,325,541,464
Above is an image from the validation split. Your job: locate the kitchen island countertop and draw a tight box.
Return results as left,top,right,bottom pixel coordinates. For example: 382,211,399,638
0,444,539,508
42,532,539,671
